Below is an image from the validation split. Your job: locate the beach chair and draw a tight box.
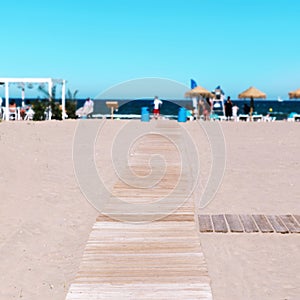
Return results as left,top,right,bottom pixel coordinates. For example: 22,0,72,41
76,101,94,118
263,115,276,122
287,112,300,122
252,114,263,122
2,106,21,120
24,107,34,120
294,114,300,122
238,114,249,122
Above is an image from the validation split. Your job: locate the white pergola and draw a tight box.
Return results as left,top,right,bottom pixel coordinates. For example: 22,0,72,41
0,77,66,121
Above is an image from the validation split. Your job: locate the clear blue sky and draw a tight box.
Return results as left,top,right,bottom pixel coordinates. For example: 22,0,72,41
1,0,299,99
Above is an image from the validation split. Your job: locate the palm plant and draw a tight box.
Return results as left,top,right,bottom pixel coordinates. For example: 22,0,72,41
65,89,78,119
37,85,62,120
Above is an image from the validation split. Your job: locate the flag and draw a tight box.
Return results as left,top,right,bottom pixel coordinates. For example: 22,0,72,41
191,79,197,89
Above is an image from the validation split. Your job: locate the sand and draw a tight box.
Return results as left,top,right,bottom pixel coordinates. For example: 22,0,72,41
0,120,299,300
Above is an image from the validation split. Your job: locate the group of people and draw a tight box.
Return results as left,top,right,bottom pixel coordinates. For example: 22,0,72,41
191,96,255,121
225,96,255,121
192,96,239,121
0,98,34,120
224,96,239,121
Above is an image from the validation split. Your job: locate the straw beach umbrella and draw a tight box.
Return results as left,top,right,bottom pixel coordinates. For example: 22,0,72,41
185,85,214,119
238,86,266,99
185,85,213,98
238,86,266,121
288,88,300,99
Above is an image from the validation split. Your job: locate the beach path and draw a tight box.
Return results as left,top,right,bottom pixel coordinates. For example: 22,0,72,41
65,120,212,299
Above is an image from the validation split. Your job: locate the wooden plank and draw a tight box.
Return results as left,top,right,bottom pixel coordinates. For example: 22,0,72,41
66,283,213,300
266,215,289,234
198,215,213,233
211,215,228,233
293,215,300,225
225,214,244,232
239,215,259,233
280,215,300,233
96,214,195,223
252,214,274,233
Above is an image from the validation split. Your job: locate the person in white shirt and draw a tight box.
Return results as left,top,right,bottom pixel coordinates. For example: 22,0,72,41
153,96,162,119
232,104,239,121
76,97,94,118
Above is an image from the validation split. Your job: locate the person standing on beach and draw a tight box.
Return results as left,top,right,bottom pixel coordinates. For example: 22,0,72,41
153,96,162,119
204,97,212,120
192,97,198,119
250,97,255,121
243,103,250,115
0,97,2,119
224,96,233,120
232,103,239,121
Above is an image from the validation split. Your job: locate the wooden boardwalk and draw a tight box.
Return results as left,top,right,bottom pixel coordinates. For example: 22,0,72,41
198,214,300,234
66,121,212,299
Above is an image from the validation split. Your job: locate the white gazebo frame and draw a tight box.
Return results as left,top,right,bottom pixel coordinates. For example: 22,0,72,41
0,77,66,121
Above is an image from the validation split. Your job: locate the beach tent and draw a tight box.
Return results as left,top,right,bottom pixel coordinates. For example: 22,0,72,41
0,77,66,121
184,85,214,98
288,88,300,99
238,86,266,99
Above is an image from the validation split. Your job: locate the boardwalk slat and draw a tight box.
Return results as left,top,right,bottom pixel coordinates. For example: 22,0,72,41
211,215,228,233
280,215,300,233
198,215,213,232
239,215,259,233
292,215,300,226
198,214,299,234
66,283,212,300
225,214,244,232
266,215,289,234
252,214,274,233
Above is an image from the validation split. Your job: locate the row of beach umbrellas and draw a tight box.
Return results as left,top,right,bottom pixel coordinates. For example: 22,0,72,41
185,86,300,99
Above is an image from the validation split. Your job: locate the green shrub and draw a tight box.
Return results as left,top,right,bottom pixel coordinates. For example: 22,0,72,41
65,89,78,119
32,100,47,121
66,100,77,119
50,101,62,120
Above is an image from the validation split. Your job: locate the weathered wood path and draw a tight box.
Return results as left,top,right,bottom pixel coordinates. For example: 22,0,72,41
66,121,213,299
198,214,300,234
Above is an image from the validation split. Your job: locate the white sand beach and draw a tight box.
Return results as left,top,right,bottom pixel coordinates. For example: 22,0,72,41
0,120,299,300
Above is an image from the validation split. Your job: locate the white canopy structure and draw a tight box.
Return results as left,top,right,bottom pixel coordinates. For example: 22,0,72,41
0,77,66,121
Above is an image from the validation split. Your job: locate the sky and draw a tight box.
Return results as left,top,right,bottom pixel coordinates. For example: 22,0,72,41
1,0,300,99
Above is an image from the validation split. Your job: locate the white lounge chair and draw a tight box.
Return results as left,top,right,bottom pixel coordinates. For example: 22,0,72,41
76,100,94,118
287,112,300,122
238,114,249,122
2,106,21,120
24,107,34,120
252,114,263,122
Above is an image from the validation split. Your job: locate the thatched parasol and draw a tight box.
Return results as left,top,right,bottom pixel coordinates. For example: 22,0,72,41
185,85,214,98
238,86,266,99
288,88,300,99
